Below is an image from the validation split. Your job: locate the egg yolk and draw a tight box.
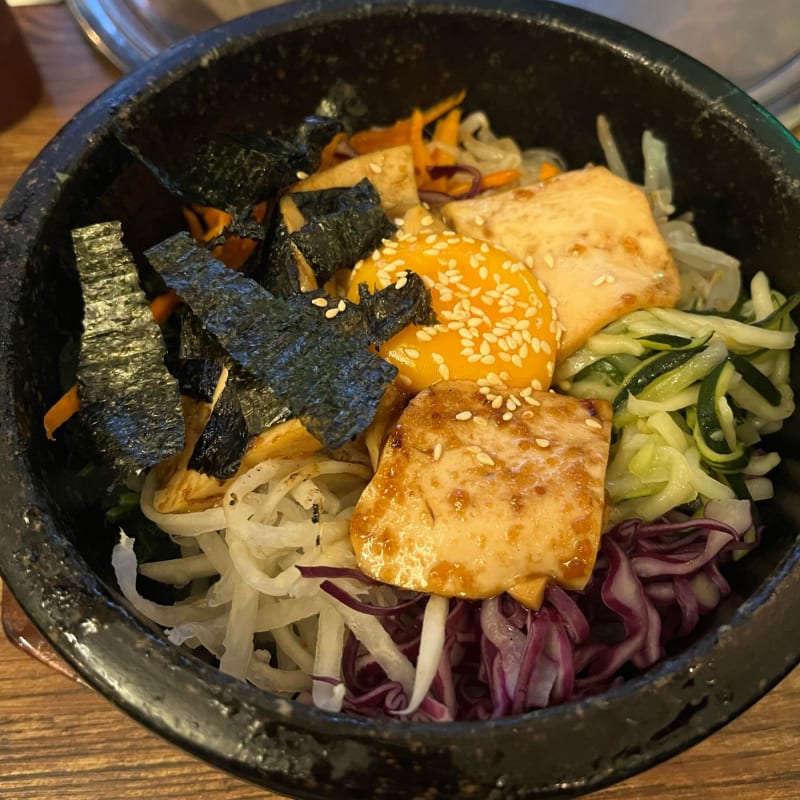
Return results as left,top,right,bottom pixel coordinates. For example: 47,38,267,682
347,230,560,393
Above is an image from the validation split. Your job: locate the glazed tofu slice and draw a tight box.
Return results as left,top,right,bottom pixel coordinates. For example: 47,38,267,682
442,166,680,357
295,145,419,218
350,380,612,605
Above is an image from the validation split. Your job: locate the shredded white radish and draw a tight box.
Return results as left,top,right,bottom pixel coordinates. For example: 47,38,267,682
393,594,449,716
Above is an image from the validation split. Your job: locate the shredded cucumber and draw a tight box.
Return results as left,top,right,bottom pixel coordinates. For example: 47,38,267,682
559,271,797,524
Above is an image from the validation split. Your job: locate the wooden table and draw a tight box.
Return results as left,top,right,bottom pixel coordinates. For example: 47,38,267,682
1,5,798,798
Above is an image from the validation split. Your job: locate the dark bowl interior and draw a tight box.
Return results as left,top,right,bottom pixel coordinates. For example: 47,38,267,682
1,1,799,798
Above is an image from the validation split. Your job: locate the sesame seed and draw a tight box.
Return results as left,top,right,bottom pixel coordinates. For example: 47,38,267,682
395,275,408,289
438,364,451,380
491,395,504,409
325,308,339,319
311,297,328,307
585,418,603,429
467,353,483,363
369,162,383,174
431,352,445,365
502,412,513,421
605,274,616,284
592,274,607,287
405,348,421,360
296,170,309,180
474,214,485,226
478,266,489,281
398,374,413,387
511,354,524,368
455,411,473,421
416,330,433,342
522,410,535,419
535,438,551,448
479,386,492,395
524,394,541,406
433,442,443,461
544,252,555,268
423,249,440,257
473,416,488,426
421,215,434,227
480,355,496,365
476,451,495,466
337,299,346,312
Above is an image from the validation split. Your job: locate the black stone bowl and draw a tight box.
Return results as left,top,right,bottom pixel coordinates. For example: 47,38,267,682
1,1,799,797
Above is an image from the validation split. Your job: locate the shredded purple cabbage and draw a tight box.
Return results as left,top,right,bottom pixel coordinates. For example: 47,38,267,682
330,504,757,721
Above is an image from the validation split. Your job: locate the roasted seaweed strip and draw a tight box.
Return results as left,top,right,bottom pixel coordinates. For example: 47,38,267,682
177,307,290,435
187,372,251,479
289,179,397,285
116,117,343,216
145,232,435,449
73,221,184,474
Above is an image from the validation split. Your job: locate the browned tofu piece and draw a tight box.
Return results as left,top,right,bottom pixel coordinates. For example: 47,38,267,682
295,145,419,219
442,166,680,357
350,380,612,603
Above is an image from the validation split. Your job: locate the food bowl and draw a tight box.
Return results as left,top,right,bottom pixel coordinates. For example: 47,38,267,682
1,1,798,797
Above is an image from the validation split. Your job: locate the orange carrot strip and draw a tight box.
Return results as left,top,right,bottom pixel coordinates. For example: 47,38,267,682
149,289,181,324
409,107,432,182
348,117,412,154
420,89,466,125
182,206,205,240
479,168,522,190
43,383,80,441
539,161,561,180
318,131,348,171
432,107,461,150
348,89,466,156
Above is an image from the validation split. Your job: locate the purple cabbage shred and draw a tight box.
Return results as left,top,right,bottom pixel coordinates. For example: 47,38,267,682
330,506,757,721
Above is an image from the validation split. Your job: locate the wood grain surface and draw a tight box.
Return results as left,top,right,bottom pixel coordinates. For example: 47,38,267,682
0,5,798,799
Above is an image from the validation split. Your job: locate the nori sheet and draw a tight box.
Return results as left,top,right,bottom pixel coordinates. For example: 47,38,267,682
289,179,396,286
177,307,290,435
254,211,304,298
187,375,251,479
73,221,184,474
145,232,436,449
116,116,344,216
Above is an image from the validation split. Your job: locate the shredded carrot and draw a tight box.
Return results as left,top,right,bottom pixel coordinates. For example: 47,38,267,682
420,89,467,126
408,108,432,181
431,107,462,151
149,289,181,324
43,383,80,441
478,168,522,190
539,161,561,181
348,89,467,159
183,206,205,240
348,118,412,154
318,131,348,171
